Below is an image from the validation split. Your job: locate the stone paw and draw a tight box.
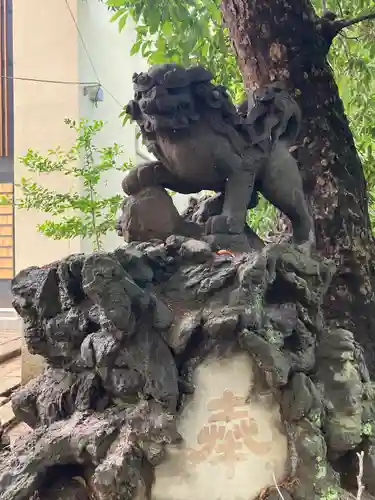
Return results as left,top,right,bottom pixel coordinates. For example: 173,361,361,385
191,194,223,225
205,214,243,235
296,240,313,256
295,230,316,256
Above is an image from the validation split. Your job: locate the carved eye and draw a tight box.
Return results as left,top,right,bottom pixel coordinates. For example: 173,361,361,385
134,73,155,92
212,90,220,99
138,74,150,85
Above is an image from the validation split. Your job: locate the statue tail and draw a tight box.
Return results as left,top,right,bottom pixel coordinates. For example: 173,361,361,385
243,85,302,151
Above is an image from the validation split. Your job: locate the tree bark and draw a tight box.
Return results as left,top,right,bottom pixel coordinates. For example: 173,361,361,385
221,0,375,373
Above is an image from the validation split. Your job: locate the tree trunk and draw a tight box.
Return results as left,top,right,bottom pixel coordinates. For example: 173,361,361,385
221,0,375,373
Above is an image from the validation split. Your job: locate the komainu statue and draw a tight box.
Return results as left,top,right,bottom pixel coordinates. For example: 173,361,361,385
121,63,314,249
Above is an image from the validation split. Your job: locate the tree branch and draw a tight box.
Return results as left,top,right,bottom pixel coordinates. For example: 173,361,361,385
319,11,375,52
333,12,375,32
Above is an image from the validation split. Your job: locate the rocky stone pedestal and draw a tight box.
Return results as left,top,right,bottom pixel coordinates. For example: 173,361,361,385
1,238,375,500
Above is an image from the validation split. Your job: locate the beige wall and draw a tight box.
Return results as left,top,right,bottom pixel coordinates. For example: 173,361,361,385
13,0,81,273
13,0,81,382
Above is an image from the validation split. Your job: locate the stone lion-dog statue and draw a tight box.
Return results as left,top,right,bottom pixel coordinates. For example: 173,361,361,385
122,63,314,248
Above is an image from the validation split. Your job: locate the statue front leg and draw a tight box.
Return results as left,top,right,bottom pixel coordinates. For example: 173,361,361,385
205,168,256,235
122,161,201,196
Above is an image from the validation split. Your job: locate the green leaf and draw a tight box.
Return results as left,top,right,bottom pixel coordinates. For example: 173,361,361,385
106,0,127,7
118,13,127,32
110,8,125,22
130,39,142,56
162,21,173,37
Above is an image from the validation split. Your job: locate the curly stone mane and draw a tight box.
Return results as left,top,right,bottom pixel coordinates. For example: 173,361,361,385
126,64,301,161
125,63,244,135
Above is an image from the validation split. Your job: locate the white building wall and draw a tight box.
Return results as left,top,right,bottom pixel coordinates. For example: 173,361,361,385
77,0,147,252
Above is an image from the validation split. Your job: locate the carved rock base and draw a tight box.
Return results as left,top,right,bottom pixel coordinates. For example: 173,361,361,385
2,240,375,500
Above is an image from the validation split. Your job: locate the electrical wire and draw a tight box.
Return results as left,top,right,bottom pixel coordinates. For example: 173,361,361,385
0,75,98,86
62,0,125,111
0,74,126,111
61,0,143,155
63,0,101,84
99,84,125,109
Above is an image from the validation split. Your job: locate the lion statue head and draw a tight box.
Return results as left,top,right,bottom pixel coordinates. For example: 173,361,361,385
125,63,242,133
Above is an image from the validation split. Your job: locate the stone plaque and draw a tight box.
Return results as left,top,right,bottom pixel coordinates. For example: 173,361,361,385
152,351,288,500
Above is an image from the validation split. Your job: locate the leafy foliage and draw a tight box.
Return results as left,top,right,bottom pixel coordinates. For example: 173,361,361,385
107,0,375,233
7,119,132,251
107,0,243,102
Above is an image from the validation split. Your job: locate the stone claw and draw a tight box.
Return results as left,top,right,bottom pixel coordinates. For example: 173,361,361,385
191,204,209,225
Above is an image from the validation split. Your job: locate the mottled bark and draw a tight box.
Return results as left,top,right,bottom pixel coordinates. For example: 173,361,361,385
221,0,375,373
